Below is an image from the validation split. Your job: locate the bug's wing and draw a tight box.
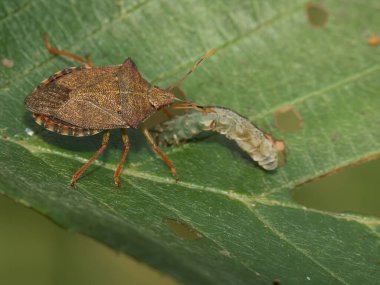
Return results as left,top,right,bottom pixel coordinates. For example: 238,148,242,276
25,66,127,129
117,58,155,128
25,79,71,116
58,70,127,128
55,98,126,129
25,66,118,115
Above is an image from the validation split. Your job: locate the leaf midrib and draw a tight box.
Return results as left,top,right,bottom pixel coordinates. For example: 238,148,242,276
5,136,380,229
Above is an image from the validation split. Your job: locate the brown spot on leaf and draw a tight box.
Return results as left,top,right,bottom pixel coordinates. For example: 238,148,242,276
163,218,202,240
368,35,380,46
306,3,329,27
2,58,14,68
273,279,281,285
274,105,303,133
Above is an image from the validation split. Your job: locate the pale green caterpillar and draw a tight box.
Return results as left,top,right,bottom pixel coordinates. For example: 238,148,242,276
151,107,281,170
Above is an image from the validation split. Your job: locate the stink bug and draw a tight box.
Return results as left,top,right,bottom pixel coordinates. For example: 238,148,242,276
25,35,215,187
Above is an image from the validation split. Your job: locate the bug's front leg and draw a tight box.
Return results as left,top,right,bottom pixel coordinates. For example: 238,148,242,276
114,128,130,187
141,127,179,182
70,130,110,187
172,103,215,114
43,33,93,67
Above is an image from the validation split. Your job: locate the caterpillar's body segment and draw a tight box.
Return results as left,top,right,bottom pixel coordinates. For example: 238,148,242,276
151,107,279,170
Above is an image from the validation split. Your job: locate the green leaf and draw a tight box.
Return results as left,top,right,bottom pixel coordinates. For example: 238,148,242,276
1,0,380,284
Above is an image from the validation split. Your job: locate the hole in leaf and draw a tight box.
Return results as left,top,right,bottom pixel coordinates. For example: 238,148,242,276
293,157,380,218
368,35,380,46
163,218,203,240
2,58,14,68
274,105,303,133
306,3,329,27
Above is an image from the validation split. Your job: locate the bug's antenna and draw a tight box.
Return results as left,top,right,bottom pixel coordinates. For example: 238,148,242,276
168,48,216,91
173,97,185,102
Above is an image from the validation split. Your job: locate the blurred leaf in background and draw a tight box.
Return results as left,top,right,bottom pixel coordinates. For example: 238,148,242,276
294,158,380,218
1,0,380,284
0,195,179,285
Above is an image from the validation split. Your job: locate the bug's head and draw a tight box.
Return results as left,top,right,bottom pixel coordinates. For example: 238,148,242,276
148,86,177,109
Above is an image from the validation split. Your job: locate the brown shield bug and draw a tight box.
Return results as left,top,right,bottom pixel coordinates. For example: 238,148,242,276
25,35,215,187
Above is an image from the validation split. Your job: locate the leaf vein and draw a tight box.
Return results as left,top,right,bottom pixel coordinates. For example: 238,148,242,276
0,0,151,91
252,208,349,284
249,63,380,121
0,1,33,24
6,136,380,229
150,1,308,85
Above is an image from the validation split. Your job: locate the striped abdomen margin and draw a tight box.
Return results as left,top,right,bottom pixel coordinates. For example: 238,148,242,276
33,113,102,137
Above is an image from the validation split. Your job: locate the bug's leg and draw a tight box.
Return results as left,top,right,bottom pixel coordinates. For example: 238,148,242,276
161,86,190,119
114,129,130,187
70,131,110,187
43,33,93,67
141,127,179,182
162,108,173,119
172,103,215,114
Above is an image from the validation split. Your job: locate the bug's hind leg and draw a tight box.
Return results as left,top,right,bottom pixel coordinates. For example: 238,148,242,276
114,129,130,187
141,127,179,182
43,33,93,67
70,131,110,187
